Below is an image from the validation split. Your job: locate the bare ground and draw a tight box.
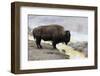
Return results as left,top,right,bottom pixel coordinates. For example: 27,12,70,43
28,40,69,61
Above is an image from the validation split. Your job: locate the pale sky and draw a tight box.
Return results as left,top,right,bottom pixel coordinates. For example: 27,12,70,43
28,15,88,34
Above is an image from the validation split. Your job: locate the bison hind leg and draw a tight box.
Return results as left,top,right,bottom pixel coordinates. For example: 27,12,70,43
39,44,42,49
36,37,42,49
52,41,57,49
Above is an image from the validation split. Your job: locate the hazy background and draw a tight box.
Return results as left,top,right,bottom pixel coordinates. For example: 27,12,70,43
28,15,88,41
28,15,88,60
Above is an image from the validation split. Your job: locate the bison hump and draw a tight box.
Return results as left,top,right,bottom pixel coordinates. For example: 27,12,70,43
33,24,65,37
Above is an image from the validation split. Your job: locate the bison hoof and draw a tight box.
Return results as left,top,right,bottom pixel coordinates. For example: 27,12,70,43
37,46,43,49
53,47,56,49
40,45,43,48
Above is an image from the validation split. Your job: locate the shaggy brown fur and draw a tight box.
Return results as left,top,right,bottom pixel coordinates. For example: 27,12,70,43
32,24,70,49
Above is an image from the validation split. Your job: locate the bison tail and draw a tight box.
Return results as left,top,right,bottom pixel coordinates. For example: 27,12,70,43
33,34,36,39
32,30,36,39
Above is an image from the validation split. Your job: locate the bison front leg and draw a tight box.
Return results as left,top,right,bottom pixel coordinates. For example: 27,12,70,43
65,42,68,45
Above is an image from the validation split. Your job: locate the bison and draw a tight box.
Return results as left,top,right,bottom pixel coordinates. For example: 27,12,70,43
32,24,70,49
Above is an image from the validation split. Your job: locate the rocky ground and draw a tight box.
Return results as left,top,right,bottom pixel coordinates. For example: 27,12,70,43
28,40,69,61
28,39,87,61
68,41,88,57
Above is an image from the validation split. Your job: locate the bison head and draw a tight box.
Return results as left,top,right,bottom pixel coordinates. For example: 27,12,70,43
64,30,71,45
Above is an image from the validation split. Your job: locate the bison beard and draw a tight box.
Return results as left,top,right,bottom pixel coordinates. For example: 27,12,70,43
32,24,70,49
